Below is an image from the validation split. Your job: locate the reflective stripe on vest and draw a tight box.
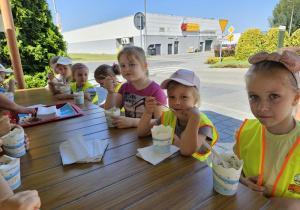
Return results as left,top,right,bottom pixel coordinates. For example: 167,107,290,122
70,81,98,103
237,119,300,198
161,110,218,162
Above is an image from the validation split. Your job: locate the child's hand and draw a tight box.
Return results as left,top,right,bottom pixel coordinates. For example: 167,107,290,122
173,134,181,147
240,174,266,195
47,72,54,81
8,79,17,86
24,134,29,150
104,76,118,93
145,97,157,114
54,93,68,100
0,190,41,210
111,116,133,128
0,116,11,137
182,106,200,118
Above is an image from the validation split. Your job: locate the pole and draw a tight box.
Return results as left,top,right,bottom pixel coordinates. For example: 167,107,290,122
219,36,222,63
0,0,26,89
139,15,142,48
288,2,294,36
277,26,286,52
144,0,147,54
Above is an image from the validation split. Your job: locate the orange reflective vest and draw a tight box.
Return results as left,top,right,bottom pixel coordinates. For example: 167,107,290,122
161,110,218,162
237,119,300,198
70,81,98,104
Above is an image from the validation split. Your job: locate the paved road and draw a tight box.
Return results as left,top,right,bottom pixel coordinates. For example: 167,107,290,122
83,52,254,154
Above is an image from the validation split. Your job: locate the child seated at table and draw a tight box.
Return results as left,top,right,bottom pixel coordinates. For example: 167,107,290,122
48,57,73,95
233,51,300,209
137,69,218,160
94,63,124,108
102,46,167,128
47,56,61,83
0,64,17,94
0,173,41,210
54,63,98,103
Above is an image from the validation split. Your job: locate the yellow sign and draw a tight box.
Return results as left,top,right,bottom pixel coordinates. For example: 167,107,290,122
228,26,235,34
228,35,234,42
185,23,199,32
219,19,228,33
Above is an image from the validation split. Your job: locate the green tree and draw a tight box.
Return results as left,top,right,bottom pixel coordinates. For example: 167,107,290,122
235,28,264,60
0,0,67,74
262,27,290,52
290,28,300,46
268,0,300,35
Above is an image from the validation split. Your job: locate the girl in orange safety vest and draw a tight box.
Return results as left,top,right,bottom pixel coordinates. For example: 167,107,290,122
233,51,300,209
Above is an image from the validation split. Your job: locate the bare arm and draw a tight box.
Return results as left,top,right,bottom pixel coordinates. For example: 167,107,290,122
103,92,123,110
0,172,13,200
270,197,300,210
54,93,74,100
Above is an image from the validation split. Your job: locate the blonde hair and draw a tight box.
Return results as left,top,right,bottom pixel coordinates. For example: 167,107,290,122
245,61,298,92
49,56,61,66
94,64,121,80
167,81,201,107
117,46,149,76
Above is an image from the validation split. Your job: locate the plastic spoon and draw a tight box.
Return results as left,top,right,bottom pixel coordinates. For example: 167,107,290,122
154,100,176,112
200,138,231,168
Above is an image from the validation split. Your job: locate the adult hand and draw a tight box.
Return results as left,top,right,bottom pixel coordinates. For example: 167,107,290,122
0,190,41,210
240,174,266,195
145,97,157,115
104,76,118,93
0,115,11,137
111,116,133,128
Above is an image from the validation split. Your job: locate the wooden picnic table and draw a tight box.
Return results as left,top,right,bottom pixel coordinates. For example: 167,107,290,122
3,88,280,209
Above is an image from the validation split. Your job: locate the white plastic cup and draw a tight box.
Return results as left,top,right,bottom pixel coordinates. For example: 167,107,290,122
4,92,14,101
212,153,243,195
104,107,120,128
60,85,71,94
151,125,173,154
0,155,21,190
0,128,25,157
74,91,84,104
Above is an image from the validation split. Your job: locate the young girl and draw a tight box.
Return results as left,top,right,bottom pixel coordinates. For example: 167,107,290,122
0,64,17,94
54,63,98,103
103,46,167,128
47,56,61,83
94,63,122,91
233,51,300,209
48,57,73,95
137,69,218,160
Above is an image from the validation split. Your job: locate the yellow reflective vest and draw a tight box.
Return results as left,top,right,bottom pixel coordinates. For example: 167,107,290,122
161,110,218,162
236,119,300,198
70,81,98,104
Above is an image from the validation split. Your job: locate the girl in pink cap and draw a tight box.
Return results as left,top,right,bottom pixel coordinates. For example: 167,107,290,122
137,69,218,162
232,50,300,209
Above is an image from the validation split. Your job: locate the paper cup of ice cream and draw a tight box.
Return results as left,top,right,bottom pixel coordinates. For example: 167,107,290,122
4,92,14,101
151,125,173,154
212,153,243,195
0,155,21,190
1,127,25,157
74,91,84,104
104,107,120,128
60,85,71,94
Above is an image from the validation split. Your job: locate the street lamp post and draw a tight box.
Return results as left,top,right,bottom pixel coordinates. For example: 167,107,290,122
289,1,294,36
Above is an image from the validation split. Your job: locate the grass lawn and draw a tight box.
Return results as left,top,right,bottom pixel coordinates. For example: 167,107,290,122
68,53,117,62
210,60,251,68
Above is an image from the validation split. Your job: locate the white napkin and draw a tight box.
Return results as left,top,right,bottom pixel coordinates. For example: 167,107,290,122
37,106,60,121
136,145,180,165
59,133,108,165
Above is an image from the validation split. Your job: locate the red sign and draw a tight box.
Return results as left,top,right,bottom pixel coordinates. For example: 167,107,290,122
181,23,199,32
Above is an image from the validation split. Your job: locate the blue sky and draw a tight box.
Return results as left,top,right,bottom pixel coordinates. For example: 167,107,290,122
46,0,280,33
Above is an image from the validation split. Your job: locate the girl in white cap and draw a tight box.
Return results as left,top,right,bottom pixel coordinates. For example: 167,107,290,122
233,51,300,209
0,64,17,94
137,69,218,162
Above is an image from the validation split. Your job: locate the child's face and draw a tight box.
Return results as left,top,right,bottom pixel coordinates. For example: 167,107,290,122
50,63,60,74
57,64,72,78
0,72,8,84
95,78,106,88
246,73,300,134
167,84,198,119
73,68,88,87
119,54,147,82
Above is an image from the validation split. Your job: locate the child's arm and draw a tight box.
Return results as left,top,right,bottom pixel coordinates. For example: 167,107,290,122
48,81,61,95
179,107,201,156
239,173,266,195
269,197,300,209
54,93,74,100
102,76,123,109
137,97,159,136
7,79,17,94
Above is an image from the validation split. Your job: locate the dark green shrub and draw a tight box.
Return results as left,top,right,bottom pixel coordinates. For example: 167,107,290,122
214,49,235,57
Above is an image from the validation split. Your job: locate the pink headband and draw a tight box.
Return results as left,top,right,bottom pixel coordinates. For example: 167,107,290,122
248,51,300,86
72,65,88,74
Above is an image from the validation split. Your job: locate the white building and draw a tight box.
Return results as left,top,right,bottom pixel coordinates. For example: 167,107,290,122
62,13,222,55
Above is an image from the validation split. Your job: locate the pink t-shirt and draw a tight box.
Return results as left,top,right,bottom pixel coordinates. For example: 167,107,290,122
118,81,167,118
